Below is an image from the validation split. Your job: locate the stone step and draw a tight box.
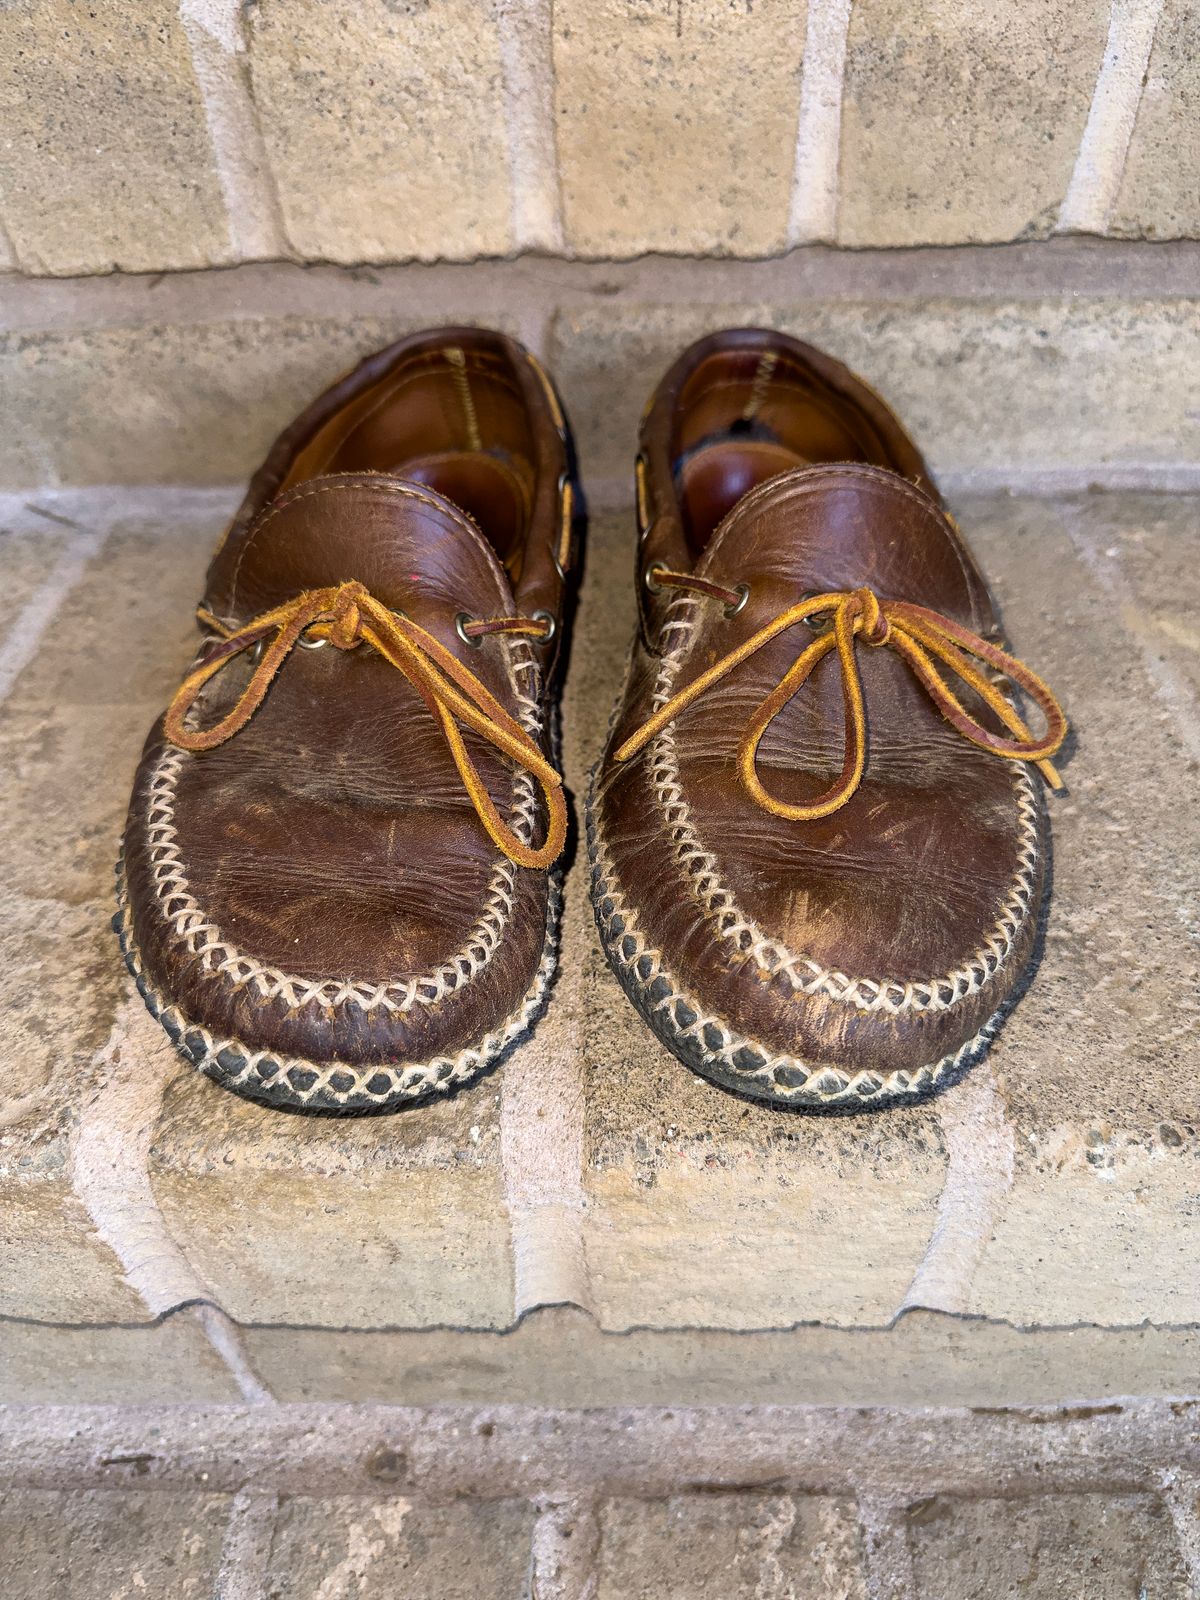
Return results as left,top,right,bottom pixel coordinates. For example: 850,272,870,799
0,483,1196,1408
2,1404,1197,1598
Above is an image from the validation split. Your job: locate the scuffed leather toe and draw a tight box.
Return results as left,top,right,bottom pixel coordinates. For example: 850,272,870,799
120,699,559,1112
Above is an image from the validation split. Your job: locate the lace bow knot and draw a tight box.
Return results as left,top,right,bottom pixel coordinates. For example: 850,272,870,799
164,580,565,870
616,579,1067,823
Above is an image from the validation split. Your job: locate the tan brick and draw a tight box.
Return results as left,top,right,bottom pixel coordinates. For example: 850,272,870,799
956,493,1200,1326
150,1066,515,1327
0,0,229,274
837,0,1108,246
0,903,140,1325
0,1313,240,1402
584,1067,947,1331
1112,0,1200,240
265,1497,536,1598
1066,491,1200,706
0,1489,230,1599
0,314,516,488
0,705,153,902
549,299,1200,488
596,1495,867,1600
0,517,208,902
0,915,138,1321
245,0,513,263
908,1494,1191,1598
0,895,123,1111
0,500,216,1324
0,1181,145,1322
553,0,805,257
0,515,74,606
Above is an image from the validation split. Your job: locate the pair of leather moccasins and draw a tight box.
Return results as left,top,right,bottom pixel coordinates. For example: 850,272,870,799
116,327,1067,1114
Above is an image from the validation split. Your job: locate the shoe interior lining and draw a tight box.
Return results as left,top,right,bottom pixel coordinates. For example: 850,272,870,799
279,344,537,579
671,346,912,558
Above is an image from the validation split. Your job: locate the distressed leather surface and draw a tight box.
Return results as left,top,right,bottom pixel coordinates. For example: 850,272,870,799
123,328,572,1069
595,329,1047,1076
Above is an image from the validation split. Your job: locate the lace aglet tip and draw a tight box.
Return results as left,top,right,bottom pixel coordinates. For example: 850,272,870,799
1039,758,1065,793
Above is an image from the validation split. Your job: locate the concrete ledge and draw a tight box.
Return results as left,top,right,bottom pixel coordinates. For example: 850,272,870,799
6,1304,1200,1410
241,1307,1200,1409
1,243,1198,492
4,1401,1199,1498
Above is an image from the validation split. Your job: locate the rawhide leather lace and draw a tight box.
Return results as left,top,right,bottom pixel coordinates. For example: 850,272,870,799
616,578,1067,822
164,580,565,870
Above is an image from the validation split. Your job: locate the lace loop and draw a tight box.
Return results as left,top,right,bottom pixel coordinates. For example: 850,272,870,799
615,579,1066,823
166,581,566,870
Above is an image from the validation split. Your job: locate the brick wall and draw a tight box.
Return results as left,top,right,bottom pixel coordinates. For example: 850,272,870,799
0,0,1194,278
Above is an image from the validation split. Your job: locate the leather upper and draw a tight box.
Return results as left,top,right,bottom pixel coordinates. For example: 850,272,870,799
594,330,1047,1079
122,329,573,1076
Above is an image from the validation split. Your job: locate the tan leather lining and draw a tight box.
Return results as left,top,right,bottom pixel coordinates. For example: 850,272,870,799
279,346,537,565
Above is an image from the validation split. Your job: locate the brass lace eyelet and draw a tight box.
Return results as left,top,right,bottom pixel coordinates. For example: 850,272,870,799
297,630,329,650
455,612,482,648
531,608,557,643
799,590,832,634
643,560,668,594
723,582,750,619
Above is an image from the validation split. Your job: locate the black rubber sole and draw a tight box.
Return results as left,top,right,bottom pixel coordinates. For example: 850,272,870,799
113,857,562,1115
585,780,1000,1112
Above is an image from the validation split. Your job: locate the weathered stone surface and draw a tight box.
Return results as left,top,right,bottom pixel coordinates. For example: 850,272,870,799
264,1496,536,1598
0,1182,142,1323
245,0,513,263
1069,492,1200,705
1113,0,1200,241
0,895,122,1114
245,1304,1200,1407
553,0,805,257
0,1489,229,1597
837,0,1107,246
0,315,515,488
595,1494,867,1599
550,299,1200,490
150,1069,514,1327
0,704,154,902
0,1,229,275
583,1017,947,1331
960,494,1200,1325
16,515,205,710
0,1312,239,1402
907,1493,1191,1597
0,500,214,1323
0,513,73,606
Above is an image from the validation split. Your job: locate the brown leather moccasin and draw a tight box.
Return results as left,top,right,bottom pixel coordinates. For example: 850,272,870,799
117,328,578,1112
589,329,1067,1109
